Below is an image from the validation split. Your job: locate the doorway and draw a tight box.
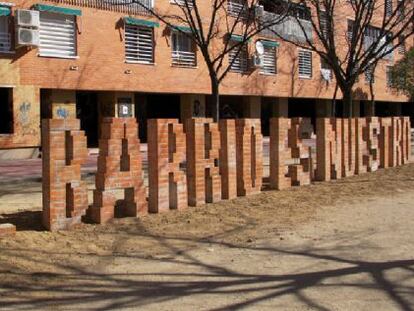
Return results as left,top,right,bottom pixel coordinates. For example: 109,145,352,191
76,92,99,148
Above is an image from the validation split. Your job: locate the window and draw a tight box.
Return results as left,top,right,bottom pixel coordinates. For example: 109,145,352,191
398,36,406,54
0,87,13,134
385,0,393,16
171,31,196,67
319,11,328,39
0,15,11,53
397,0,404,18
39,11,77,58
363,25,393,59
298,50,312,78
259,43,277,75
125,24,154,64
259,0,287,15
229,40,249,73
227,0,248,18
320,57,332,80
293,4,311,21
365,65,375,84
347,20,354,41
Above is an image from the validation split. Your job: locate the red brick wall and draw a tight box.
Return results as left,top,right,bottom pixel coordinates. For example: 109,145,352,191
5,0,409,102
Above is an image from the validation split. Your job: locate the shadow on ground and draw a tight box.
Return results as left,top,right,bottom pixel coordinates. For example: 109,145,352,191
0,232,413,310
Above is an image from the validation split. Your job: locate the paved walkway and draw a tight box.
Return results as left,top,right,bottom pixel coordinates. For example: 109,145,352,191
0,137,376,185
0,156,98,184
0,145,149,184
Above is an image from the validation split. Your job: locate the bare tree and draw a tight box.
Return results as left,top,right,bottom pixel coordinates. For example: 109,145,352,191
119,0,290,121
266,0,414,116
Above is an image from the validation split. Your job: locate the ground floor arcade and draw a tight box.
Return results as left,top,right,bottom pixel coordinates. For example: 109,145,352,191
0,87,412,159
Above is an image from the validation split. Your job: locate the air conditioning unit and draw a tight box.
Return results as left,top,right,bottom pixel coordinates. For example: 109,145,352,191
16,10,40,28
16,27,39,47
254,5,264,18
252,54,263,68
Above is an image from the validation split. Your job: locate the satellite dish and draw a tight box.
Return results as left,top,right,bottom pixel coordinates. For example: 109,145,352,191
255,41,265,55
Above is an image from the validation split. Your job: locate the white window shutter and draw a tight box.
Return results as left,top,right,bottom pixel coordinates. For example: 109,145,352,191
229,41,248,73
298,50,312,78
39,12,77,58
0,16,11,52
260,46,277,75
125,25,154,64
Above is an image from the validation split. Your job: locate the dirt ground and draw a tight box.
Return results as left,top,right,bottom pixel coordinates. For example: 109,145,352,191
0,165,414,310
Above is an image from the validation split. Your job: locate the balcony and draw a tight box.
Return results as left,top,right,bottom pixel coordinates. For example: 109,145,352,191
42,0,152,15
259,11,313,44
171,51,196,67
0,32,11,53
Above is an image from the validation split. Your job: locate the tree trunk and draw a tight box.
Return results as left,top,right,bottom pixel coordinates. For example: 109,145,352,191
211,77,220,122
342,89,353,118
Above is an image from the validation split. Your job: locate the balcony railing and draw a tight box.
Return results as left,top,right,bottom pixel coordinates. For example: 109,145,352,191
260,11,313,44
43,0,152,15
0,32,11,53
171,50,196,67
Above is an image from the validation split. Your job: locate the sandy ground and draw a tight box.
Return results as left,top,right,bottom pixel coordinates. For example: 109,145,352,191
0,165,414,310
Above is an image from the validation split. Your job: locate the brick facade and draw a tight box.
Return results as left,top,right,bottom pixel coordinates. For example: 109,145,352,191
87,118,147,224
148,119,188,213
42,118,88,231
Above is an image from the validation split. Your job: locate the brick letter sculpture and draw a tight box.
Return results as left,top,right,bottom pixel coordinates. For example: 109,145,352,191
42,119,88,231
219,119,237,200
390,117,403,167
269,118,312,190
316,118,342,181
364,117,380,172
148,119,187,213
236,119,263,196
341,118,356,177
355,118,368,175
186,118,221,206
379,117,392,168
88,118,146,223
401,117,411,165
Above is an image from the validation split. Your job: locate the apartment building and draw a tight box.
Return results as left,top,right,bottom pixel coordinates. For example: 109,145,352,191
0,0,411,158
